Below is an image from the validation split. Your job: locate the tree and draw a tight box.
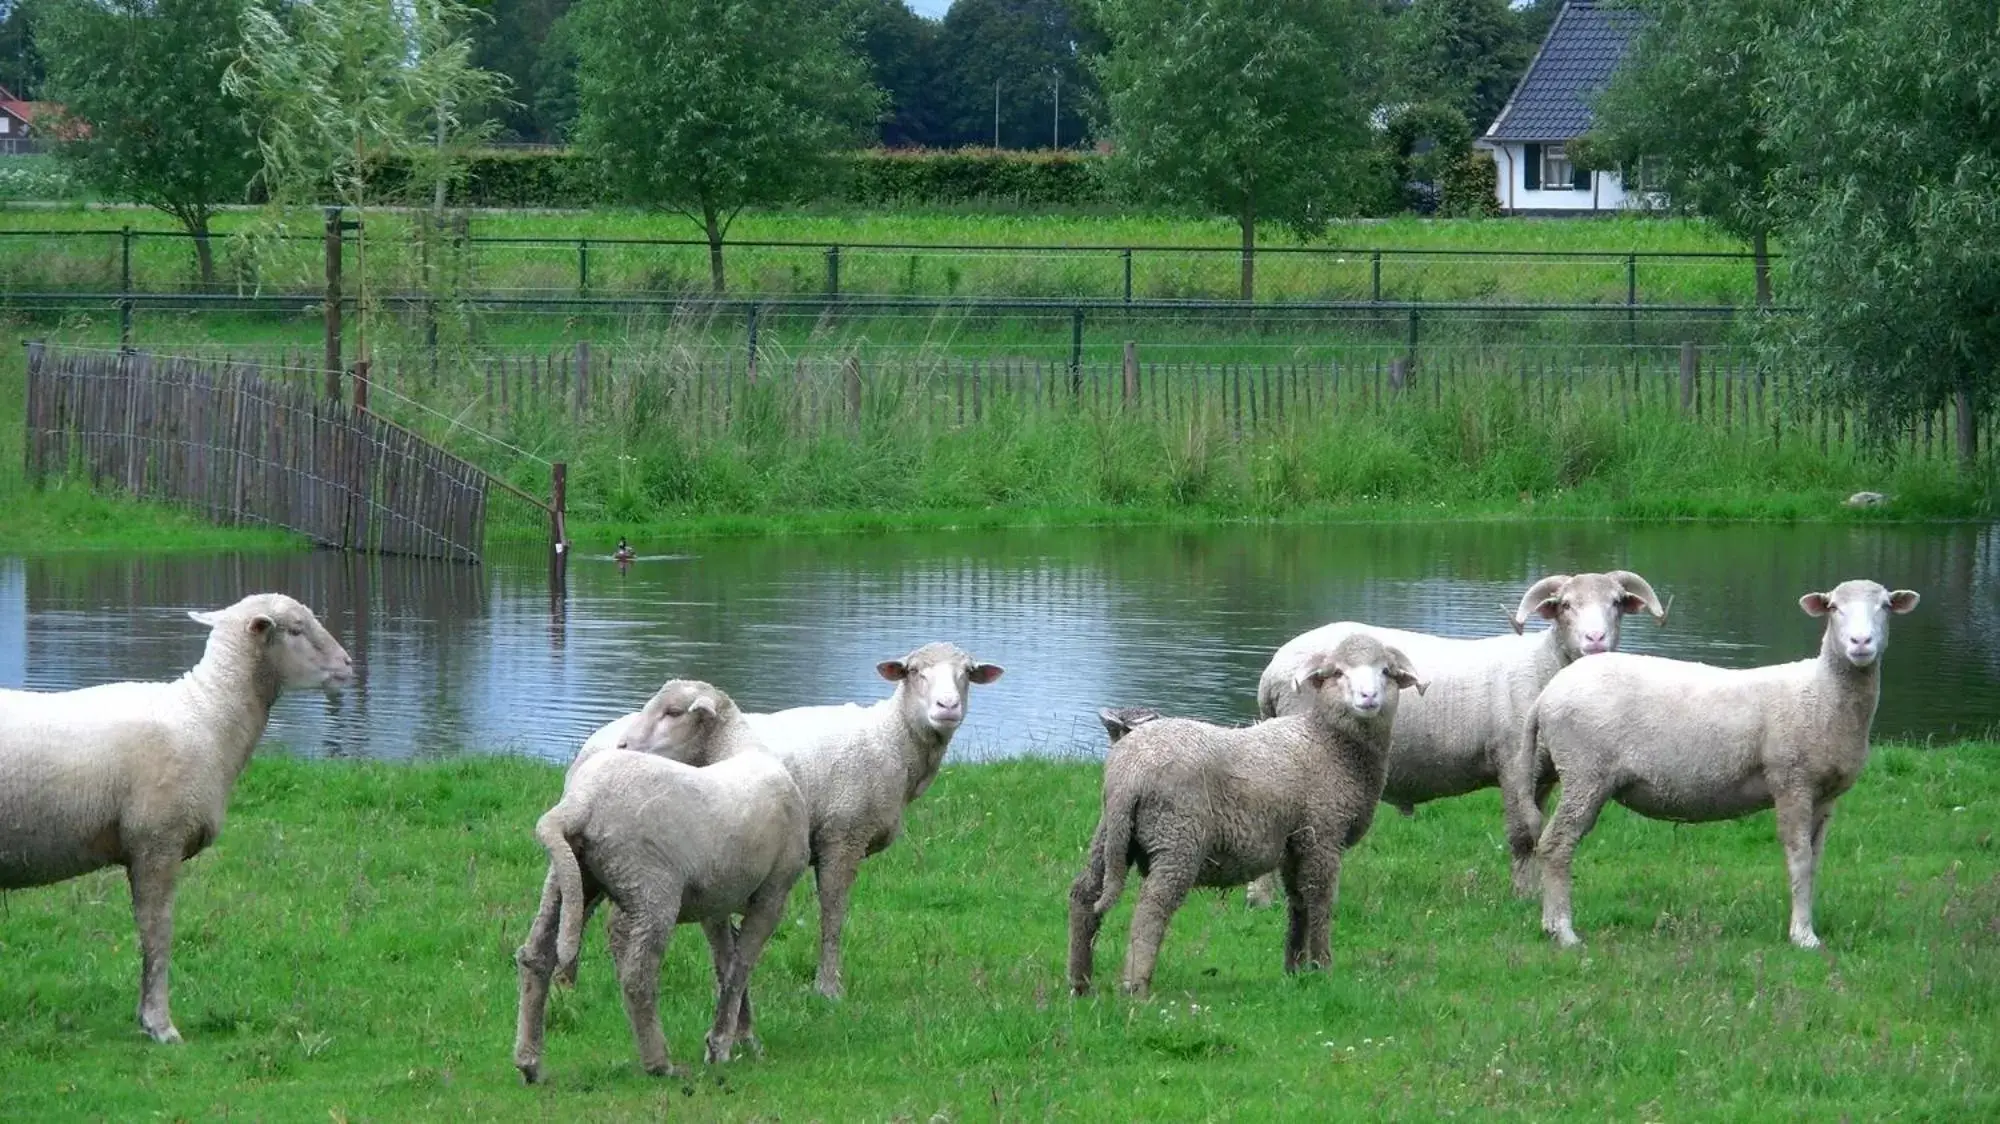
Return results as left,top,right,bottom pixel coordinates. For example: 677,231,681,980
35,0,258,287
227,0,507,364
935,0,1102,149
1093,0,1371,301
844,0,943,147
467,0,570,142
1764,0,2000,469
567,0,880,292
0,1,42,99
1586,0,1788,307
1391,0,1532,132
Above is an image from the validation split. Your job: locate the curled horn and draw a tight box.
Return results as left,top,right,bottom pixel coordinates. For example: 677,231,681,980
1608,570,1670,625
1510,575,1571,634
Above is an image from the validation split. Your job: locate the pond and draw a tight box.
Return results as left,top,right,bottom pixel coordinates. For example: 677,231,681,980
3,521,1996,762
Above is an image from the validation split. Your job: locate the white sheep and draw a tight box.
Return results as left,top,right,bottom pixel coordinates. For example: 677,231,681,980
0,593,352,1043
513,679,808,1082
1517,579,1919,949
1067,634,1426,997
1250,570,1667,904
1097,706,1162,745
742,642,1003,999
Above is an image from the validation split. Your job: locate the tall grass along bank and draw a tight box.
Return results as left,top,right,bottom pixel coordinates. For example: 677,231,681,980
0,744,1993,1118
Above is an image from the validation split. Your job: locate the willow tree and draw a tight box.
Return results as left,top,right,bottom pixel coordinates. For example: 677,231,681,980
1092,0,1371,302
226,0,506,365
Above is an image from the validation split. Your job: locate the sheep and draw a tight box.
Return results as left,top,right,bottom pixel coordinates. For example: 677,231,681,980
512,679,808,1083
1249,570,1668,904
1067,634,1426,998
0,593,353,1043
1097,706,1162,745
1516,580,1919,950
740,642,1003,1000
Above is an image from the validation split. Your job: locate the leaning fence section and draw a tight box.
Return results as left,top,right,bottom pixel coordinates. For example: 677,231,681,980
23,342,494,562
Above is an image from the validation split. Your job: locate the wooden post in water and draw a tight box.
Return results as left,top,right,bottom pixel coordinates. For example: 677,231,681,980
549,460,569,582
1678,341,1697,416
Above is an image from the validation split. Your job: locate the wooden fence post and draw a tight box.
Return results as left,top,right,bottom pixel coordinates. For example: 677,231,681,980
1956,384,1977,471
352,359,370,412
550,460,569,577
1679,341,1697,416
1389,357,1410,395
575,340,590,420
1122,340,1138,407
324,207,343,403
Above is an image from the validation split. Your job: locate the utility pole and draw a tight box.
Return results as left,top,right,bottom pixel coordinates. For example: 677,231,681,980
993,79,1001,148
1053,73,1061,148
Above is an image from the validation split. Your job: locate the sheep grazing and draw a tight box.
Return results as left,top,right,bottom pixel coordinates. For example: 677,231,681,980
1517,580,1919,950
1250,570,1668,904
742,643,1003,1000
1067,635,1426,998
0,593,352,1043
1097,705,1161,745
512,680,808,1083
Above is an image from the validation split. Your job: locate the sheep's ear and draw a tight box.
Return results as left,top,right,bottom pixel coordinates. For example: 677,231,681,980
1384,647,1428,696
1304,666,1339,690
1098,707,1132,742
690,695,717,719
247,615,275,637
1888,590,1920,614
1534,597,1563,621
968,662,1004,685
876,660,910,682
1799,592,1834,617
187,609,221,628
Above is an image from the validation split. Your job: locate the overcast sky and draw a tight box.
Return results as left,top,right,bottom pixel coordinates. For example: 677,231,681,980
907,0,951,17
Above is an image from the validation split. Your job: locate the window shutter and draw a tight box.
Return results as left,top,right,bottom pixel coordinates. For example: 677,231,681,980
1523,144,1541,190
1573,162,1590,191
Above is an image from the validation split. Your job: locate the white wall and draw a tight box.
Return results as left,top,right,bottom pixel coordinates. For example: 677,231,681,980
1482,142,1633,214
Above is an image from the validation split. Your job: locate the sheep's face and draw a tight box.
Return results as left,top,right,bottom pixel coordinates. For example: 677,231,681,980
1802,580,1919,669
617,680,731,762
190,593,353,695
1515,570,1669,660
1300,636,1427,719
1098,705,1162,745
880,643,1004,736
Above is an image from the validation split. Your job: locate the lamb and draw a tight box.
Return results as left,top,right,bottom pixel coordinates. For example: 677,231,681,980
1516,580,1919,950
512,679,809,1083
1067,634,1425,998
1249,570,1667,904
739,643,1003,999
0,593,353,1043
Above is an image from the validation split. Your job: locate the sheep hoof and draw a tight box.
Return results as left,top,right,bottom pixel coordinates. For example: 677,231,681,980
142,1020,183,1045
644,1060,689,1079
517,1062,543,1085
1790,931,1823,951
814,978,844,1001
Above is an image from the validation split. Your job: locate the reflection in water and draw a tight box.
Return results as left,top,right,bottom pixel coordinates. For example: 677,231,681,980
3,521,1995,762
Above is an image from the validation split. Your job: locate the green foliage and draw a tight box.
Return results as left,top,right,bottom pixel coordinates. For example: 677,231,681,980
0,749,1995,1117
1763,0,2000,455
931,0,1102,149
1439,150,1501,218
839,147,1104,207
0,155,77,201
567,0,882,291
1093,0,1374,299
1391,0,1533,130
466,0,572,142
845,0,942,147
34,0,259,285
1587,0,1786,303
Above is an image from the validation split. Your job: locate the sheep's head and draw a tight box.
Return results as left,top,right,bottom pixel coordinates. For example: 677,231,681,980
617,679,738,765
189,593,353,696
1801,580,1919,669
1511,570,1669,660
1296,635,1426,719
880,642,1004,737
1098,705,1162,745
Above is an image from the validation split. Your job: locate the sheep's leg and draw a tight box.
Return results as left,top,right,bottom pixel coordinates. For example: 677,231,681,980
1281,875,1308,972
1499,747,1547,898
1243,872,1279,910
1775,793,1824,950
1121,863,1195,998
1538,783,1610,948
608,896,684,1078
126,853,184,1044
700,918,758,1060
1283,848,1340,972
511,874,572,1084
810,843,865,1000
1066,843,1107,996
709,885,786,1065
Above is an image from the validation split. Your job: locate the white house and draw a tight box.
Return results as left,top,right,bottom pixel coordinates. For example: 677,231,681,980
1478,1,1650,215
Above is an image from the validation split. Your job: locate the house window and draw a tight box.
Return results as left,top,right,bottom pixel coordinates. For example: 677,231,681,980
0,118,11,136
1541,144,1574,191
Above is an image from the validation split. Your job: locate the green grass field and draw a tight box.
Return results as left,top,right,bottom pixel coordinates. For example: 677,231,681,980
0,203,1771,306
0,745,1993,1119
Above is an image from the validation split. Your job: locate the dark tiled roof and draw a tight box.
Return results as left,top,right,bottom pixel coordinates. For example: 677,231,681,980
1485,2,1648,142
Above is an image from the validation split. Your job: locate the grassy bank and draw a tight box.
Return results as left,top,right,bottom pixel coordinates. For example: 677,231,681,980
0,745,1993,1119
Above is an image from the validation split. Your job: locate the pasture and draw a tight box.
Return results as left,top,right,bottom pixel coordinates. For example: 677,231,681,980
0,747,1992,1119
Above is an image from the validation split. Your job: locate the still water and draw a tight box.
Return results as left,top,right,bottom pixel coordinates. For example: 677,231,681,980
3,522,1996,761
